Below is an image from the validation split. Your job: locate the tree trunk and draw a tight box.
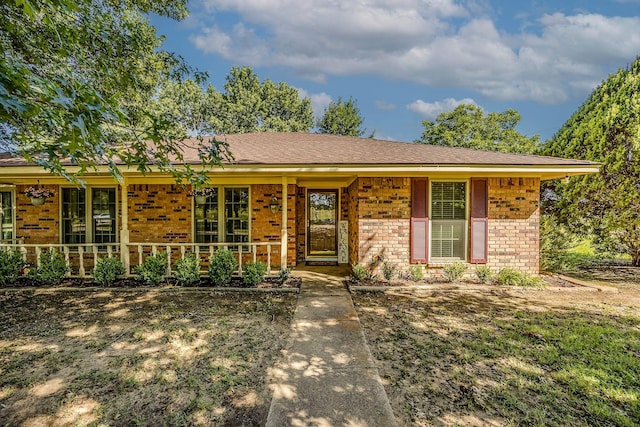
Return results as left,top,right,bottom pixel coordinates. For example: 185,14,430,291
632,251,640,267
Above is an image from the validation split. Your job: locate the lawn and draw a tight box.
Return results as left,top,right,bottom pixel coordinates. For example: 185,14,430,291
354,275,640,426
0,289,296,426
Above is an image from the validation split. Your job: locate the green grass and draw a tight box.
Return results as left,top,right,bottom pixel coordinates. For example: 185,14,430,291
355,293,640,426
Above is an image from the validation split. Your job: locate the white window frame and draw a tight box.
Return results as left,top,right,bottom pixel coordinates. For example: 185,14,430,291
192,186,251,250
429,179,469,263
0,187,15,242
60,186,119,244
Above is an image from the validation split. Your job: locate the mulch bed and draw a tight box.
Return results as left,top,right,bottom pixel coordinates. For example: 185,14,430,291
4,275,302,289
346,275,579,289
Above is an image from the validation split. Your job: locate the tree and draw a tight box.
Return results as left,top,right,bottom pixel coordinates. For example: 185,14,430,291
543,58,640,265
155,79,214,138
317,97,365,136
0,0,227,185
416,104,540,154
210,66,314,134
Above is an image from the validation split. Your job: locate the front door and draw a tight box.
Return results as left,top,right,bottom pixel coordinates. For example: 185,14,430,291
307,190,338,258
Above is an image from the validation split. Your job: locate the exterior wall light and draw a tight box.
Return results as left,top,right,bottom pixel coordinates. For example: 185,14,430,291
269,196,280,214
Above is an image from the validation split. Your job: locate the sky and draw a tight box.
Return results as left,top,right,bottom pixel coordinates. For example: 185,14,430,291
150,0,640,143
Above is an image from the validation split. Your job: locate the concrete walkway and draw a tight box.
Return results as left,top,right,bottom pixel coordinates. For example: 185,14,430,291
265,266,397,427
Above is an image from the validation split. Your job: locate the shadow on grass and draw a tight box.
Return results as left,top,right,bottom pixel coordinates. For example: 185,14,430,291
354,291,640,427
0,290,296,426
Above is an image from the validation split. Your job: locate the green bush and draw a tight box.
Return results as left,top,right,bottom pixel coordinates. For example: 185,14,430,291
92,256,126,286
243,261,267,286
409,264,424,282
0,249,24,286
382,262,397,281
475,266,493,284
29,248,69,285
173,253,200,286
277,267,291,285
496,268,544,287
134,252,168,285
350,263,369,282
208,249,237,286
443,262,466,282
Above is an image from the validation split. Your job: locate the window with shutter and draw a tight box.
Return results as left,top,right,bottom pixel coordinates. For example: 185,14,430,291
430,181,467,261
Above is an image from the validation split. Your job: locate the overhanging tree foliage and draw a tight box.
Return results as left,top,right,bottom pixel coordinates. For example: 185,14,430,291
316,97,366,137
0,0,228,185
416,104,540,154
543,58,640,265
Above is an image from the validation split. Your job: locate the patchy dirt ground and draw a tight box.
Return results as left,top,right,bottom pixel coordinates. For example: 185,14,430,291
0,290,297,426
354,267,640,427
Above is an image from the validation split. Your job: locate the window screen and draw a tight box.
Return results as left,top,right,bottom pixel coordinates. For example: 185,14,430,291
431,182,466,260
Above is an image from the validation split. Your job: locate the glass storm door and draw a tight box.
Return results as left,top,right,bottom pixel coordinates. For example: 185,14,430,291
307,190,338,257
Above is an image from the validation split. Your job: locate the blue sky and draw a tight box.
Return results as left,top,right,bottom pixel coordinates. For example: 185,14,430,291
151,0,640,143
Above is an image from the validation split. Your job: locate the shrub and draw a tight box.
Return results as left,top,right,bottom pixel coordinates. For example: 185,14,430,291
92,257,125,286
0,249,24,286
475,266,493,284
277,267,291,285
173,253,200,286
409,264,424,282
29,248,69,285
208,249,237,286
134,252,168,285
496,268,544,287
243,261,267,286
443,262,466,283
350,263,369,282
382,262,397,281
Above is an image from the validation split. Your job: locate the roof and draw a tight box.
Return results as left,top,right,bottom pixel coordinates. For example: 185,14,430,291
0,133,598,174
193,133,595,166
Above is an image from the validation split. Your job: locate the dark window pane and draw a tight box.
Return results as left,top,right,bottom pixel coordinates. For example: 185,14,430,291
62,188,86,244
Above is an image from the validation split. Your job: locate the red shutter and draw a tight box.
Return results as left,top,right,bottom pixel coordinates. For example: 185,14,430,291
470,178,488,264
411,178,429,263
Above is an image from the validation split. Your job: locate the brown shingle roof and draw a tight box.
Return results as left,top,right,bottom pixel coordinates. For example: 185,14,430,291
0,132,597,167
207,133,594,166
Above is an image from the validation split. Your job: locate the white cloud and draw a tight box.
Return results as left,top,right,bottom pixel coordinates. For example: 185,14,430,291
297,88,332,118
190,1,640,103
407,98,478,120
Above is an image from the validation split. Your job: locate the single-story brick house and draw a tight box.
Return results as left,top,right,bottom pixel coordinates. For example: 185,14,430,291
0,132,598,277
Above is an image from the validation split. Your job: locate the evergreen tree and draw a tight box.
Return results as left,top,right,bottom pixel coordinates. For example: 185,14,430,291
543,57,640,265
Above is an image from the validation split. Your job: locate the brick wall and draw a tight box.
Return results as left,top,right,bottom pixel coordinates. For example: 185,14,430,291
15,184,60,244
251,184,297,267
349,178,411,272
486,177,540,274
128,184,191,242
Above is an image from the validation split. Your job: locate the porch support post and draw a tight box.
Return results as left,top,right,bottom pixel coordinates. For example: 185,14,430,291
120,180,130,274
280,176,288,270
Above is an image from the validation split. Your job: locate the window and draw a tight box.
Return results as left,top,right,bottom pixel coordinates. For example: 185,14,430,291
0,190,14,241
194,188,219,243
431,181,467,260
194,187,249,248
62,188,116,244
